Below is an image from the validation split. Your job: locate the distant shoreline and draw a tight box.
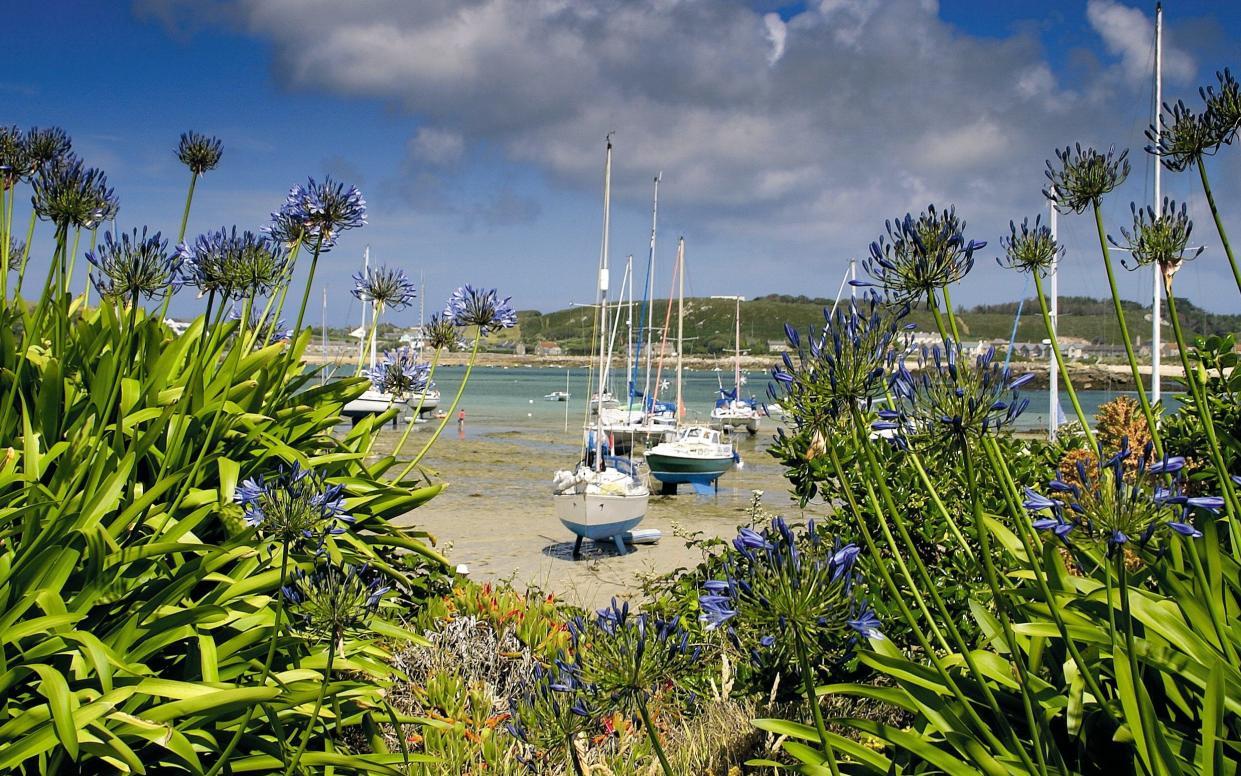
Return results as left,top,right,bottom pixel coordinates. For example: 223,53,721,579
303,350,1182,391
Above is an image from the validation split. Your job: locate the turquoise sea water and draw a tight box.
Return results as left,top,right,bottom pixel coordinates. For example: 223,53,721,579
406,365,1140,437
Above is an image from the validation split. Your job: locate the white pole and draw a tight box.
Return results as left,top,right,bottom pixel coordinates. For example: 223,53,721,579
642,173,660,416
321,288,328,386
734,296,742,399
850,257,857,300
564,369,570,433
1049,202,1059,441
595,135,613,469
1151,1,1163,406
675,237,685,421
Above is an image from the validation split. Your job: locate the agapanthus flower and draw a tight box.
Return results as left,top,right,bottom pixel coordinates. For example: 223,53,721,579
364,347,431,398
1200,68,1241,146
0,126,28,189
176,131,223,175
1024,439,1221,556
86,227,181,302
445,285,518,334
1110,198,1203,281
177,227,287,300
282,561,390,645
1146,100,1223,172
31,155,117,230
1043,144,1130,214
997,215,1063,276
506,657,596,764
423,312,459,351
234,462,353,546
570,598,696,714
702,518,876,673
271,176,366,248
351,265,416,310
853,205,984,306
883,341,1031,448
768,291,910,433
23,126,72,170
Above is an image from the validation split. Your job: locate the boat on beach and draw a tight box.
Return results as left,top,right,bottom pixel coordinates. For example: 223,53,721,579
645,425,735,494
544,390,571,401
710,295,761,435
552,135,653,556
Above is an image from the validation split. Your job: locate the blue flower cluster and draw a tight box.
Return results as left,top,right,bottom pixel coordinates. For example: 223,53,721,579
176,227,288,300
1024,439,1223,556
86,227,181,302
235,462,353,545
879,341,1031,447
700,518,879,672
854,205,983,305
31,155,118,230
444,285,518,335
768,292,910,432
281,561,390,644
1043,144,1130,214
997,215,1063,276
351,264,417,310
267,176,366,249
506,657,595,761
364,347,431,398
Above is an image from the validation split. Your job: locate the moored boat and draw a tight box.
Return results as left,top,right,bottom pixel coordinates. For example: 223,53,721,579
644,425,735,494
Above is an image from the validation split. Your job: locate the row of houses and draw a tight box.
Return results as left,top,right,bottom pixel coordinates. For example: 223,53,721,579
765,332,1181,361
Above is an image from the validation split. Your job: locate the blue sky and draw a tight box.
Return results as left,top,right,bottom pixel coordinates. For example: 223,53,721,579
6,0,1241,327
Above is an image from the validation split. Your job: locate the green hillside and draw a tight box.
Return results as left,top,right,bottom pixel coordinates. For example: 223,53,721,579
515,294,1241,356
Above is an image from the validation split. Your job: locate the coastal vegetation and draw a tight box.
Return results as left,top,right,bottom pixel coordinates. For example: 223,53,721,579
1,63,1240,776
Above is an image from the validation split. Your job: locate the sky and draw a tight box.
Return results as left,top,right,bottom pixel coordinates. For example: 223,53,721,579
5,0,1241,329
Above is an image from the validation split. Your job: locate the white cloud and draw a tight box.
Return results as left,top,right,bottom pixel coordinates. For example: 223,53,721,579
1086,0,1195,84
409,127,465,165
763,13,787,65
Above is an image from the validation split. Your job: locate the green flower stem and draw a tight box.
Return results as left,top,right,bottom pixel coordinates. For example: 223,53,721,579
980,436,1121,728
1,187,9,300
848,415,1043,772
634,694,673,776
0,225,66,431
207,540,291,776
178,172,198,243
822,442,1019,765
1183,538,1237,665
1092,204,1162,455
400,331,481,479
1117,561,1161,775
793,630,841,776
284,638,336,776
928,299,952,343
1197,163,1241,297
391,346,443,461
83,228,98,307
962,446,1049,775
1162,283,1241,557
16,209,36,295
65,227,81,297
939,286,963,343
291,234,324,343
1033,272,1096,447
266,240,302,337
565,734,586,776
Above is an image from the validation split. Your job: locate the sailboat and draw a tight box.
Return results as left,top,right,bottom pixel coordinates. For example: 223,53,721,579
552,136,653,556
645,238,737,494
710,295,760,434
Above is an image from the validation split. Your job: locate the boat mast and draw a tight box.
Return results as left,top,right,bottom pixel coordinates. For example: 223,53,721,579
356,246,370,373
595,135,614,470
675,237,685,421
625,255,635,411
734,296,742,401
1151,1,1163,405
641,173,661,416
1049,198,1059,441
321,287,327,386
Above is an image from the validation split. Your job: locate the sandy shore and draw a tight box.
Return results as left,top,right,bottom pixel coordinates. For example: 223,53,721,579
375,422,798,610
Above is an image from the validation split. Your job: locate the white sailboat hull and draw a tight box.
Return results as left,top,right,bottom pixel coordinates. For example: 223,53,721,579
343,389,396,418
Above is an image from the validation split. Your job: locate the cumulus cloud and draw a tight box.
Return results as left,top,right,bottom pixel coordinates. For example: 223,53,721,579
135,0,1239,310
409,127,465,166
1086,0,1195,84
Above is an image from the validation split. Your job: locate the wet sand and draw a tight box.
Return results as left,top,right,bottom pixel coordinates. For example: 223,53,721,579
376,421,801,609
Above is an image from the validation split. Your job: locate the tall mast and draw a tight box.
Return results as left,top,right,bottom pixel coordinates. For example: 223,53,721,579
675,237,685,421
595,135,614,469
641,173,661,414
734,296,742,398
419,269,425,349
1151,1,1163,405
356,246,370,372
625,255,634,409
1049,200,1059,441
366,246,378,372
